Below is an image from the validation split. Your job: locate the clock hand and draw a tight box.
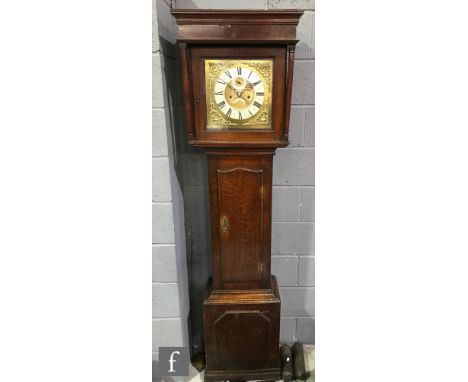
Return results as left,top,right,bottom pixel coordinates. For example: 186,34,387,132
229,84,243,97
224,82,241,97
238,86,254,102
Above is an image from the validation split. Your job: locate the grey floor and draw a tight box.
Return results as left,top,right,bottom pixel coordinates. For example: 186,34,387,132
153,345,315,382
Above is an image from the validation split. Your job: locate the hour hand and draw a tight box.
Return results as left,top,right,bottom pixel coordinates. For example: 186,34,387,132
230,85,244,97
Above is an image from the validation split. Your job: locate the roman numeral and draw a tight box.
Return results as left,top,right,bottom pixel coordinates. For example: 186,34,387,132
256,92,264,96
253,101,262,108
226,108,232,117
225,71,232,78
252,80,261,87
248,110,253,116
237,67,242,75
217,100,226,108
217,79,226,85
248,71,253,79
238,111,242,120
215,91,223,95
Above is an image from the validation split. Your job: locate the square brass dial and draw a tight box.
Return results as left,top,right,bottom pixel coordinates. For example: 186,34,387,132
204,59,273,130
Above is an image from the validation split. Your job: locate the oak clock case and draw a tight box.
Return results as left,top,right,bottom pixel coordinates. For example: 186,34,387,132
172,9,303,382
189,46,288,147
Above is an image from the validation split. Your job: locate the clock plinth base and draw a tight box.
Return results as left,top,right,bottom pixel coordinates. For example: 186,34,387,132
203,276,281,382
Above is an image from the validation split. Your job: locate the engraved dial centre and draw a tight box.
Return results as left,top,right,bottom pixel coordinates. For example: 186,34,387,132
225,76,256,110
214,66,266,121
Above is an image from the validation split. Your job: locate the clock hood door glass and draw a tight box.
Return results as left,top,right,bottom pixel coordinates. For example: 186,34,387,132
205,59,273,130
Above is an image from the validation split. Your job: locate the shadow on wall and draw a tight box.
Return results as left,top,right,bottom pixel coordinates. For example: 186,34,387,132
159,35,212,356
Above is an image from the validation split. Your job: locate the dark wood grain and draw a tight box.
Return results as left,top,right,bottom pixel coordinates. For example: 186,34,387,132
218,169,263,284
179,43,195,140
171,9,303,45
282,45,296,141
190,46,286,148
173,10,301,149
203,276,281,381
172,10,303,380
208,150,273,290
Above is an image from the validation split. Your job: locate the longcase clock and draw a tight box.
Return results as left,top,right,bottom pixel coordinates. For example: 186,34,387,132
172,9,303,382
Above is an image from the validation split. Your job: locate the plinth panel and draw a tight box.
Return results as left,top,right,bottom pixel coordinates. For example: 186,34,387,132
203,276,281,381
212,310,271,369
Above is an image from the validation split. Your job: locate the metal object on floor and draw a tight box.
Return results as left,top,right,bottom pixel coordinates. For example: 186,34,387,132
280,345,294,381
292,343,309,380
302,344,315,382
191,352,206,372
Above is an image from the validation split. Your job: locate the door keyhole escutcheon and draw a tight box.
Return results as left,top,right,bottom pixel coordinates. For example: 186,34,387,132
221,215,229,233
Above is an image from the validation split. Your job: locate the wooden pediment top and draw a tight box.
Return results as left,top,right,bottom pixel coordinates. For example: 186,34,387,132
171,9,304,44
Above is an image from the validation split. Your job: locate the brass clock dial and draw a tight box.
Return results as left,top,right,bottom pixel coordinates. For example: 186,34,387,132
205,59,273,129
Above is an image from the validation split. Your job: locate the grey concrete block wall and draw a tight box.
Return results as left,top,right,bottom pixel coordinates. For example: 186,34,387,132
280,287,315,317
152,283,181,317
152,203,175,244
153,318,184,351
152,109,169,156
304,106,315,147
280,317,297,344
273,148,315,185
152,53,166,109
295,10,315,59
300,187,315,221
288,107,306,147
292,61,315,104
298,256,315,286
152,158,172,202
272,187,301,221
267,0,314,10
272,222,315,254
176,0,266,9
153,245,177,282
272,256,298,286
152,0,190,362
296,317,315,344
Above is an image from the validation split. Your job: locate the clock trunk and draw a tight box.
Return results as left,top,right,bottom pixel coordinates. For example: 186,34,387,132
208,150,273,290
